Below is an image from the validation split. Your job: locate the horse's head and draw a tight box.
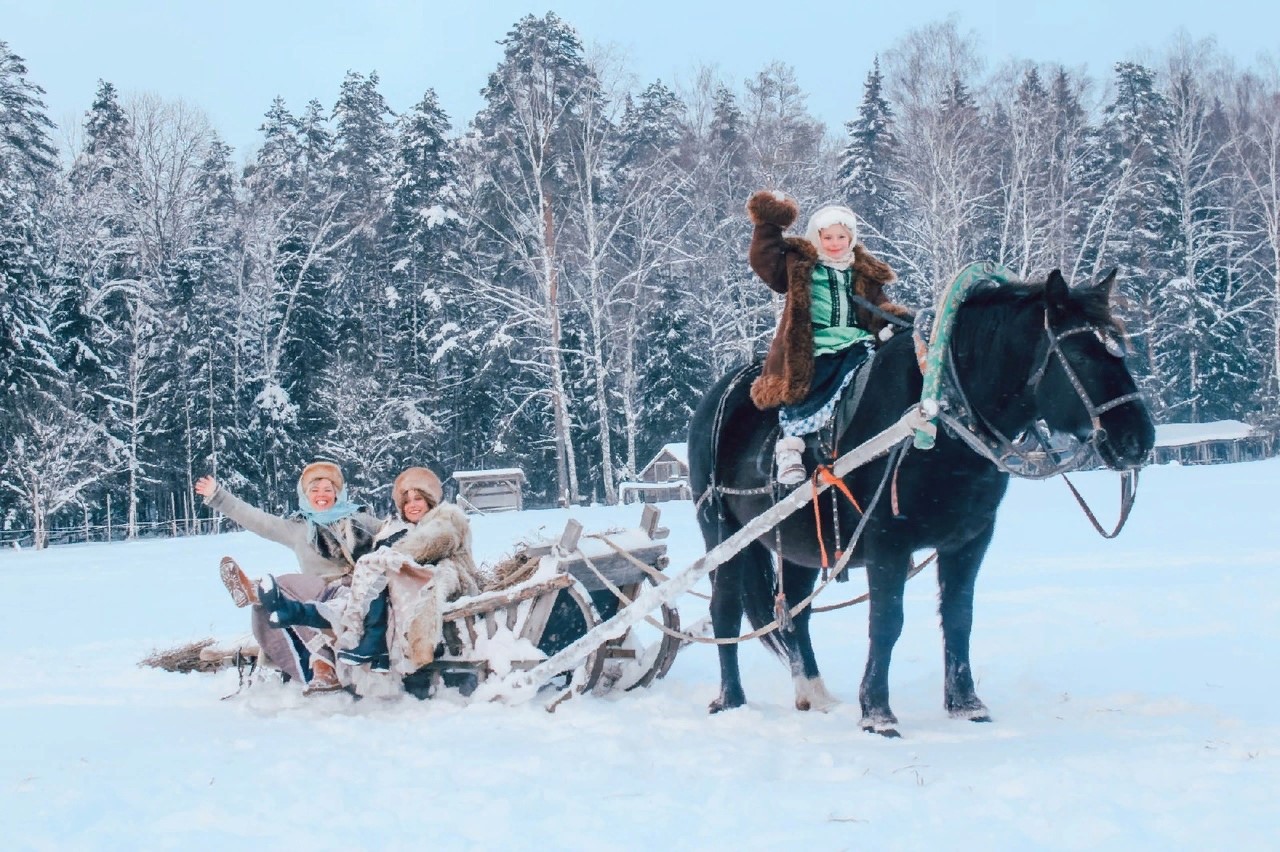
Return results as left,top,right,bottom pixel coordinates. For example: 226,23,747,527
1032,269,1155,470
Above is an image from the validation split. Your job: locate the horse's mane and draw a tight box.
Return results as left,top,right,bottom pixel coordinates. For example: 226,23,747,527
963,277,1122,332
947,277,1123,411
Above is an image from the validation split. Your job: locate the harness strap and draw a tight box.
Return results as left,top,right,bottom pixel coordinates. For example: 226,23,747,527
847,291,915,328
810,465,863,571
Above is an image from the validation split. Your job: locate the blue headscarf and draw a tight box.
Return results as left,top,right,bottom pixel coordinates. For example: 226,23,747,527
293,482,367,553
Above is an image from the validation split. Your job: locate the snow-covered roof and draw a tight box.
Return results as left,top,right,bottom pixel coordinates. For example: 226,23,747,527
661,442,688,466
618,480,688,492
451,468,526,480
1154,420,1253,448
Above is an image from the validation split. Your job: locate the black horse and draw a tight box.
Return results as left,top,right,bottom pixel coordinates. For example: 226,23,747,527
688,269,1155,736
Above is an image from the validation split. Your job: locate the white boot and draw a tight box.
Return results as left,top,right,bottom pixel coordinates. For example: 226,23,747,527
775,436,807,486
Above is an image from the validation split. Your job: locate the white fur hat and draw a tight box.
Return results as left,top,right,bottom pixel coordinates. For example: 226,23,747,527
804,205,860,248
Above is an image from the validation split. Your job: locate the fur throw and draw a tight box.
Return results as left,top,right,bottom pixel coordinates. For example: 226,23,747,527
746,190,911,410
331,503,484,677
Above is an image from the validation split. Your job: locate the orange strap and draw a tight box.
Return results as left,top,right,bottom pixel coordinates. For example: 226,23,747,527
811,465,863,569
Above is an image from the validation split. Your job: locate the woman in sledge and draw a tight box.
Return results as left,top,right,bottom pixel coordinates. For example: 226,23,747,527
257,466,484,688
745,190,913,484
195,461,381,694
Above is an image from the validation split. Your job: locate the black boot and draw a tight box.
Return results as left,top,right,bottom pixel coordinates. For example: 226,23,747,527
258,575,332,629
337,589,390,670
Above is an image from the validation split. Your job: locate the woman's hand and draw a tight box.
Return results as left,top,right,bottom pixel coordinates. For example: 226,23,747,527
195,476,218,498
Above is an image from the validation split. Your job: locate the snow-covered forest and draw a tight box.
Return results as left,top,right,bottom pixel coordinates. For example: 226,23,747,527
2,13,1279,547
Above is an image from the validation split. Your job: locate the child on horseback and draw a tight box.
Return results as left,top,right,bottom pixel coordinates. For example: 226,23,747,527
746,190,913,484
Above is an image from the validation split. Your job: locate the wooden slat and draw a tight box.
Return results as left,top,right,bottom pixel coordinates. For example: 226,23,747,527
558,546,667,591
640,505,669,540
443,573,573,621
520,589,560,645
559,519,583,552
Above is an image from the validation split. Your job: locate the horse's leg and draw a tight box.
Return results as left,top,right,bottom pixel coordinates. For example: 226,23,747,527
937,527,994,722
707,542,765,713
860,547,911,737
781,561,837,711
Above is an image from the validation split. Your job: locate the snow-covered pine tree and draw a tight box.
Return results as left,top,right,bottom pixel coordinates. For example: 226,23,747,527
0,41,114,546
1153,53,1249,423
328,71,396,360
1089,62,1181,415
683,79,771,379
638,272,710,465
611,80,701,484
167,134,244,525
384,88,464,478
837,57,903,254
240,97,344,510
0,40,59,405
466,12,599,506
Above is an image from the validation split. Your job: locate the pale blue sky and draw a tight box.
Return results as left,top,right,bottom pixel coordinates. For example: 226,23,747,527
3,0,1275,160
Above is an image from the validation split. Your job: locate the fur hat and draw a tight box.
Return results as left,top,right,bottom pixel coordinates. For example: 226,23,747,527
804,204,860,249
299,460,344,494
393,467,443,516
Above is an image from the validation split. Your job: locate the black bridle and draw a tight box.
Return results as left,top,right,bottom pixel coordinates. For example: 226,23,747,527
1024,313,1147,437
931,302,1147,538
937,304,1145,481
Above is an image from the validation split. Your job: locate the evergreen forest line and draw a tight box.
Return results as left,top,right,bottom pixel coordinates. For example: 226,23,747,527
2,14,1278,547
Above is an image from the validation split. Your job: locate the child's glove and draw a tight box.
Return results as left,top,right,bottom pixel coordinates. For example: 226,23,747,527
746,190,798,228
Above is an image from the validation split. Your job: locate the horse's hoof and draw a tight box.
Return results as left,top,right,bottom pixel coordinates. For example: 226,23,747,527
947,702,991,722
709,692,746,714
860,713,900,737
794,677,838,713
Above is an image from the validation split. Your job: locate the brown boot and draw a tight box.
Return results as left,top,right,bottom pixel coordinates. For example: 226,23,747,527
219,557,259,608
303,657,344,695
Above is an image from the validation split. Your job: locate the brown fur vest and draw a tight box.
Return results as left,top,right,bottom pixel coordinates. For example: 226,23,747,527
746,190,910,410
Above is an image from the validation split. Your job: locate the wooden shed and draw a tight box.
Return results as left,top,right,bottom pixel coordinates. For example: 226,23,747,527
619,442,691,504
452,468,526,513
1151,421,1276,466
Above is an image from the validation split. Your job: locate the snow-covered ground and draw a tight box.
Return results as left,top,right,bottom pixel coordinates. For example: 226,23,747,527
3,459,1278,850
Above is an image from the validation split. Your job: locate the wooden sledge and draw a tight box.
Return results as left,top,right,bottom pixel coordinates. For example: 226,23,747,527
410,504,680,699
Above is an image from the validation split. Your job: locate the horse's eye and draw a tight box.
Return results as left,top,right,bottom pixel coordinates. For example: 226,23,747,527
1094,329,1126,358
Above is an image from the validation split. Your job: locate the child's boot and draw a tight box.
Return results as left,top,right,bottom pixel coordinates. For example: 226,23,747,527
775,436,807,486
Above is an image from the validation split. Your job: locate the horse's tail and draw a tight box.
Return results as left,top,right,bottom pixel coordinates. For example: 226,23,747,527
740,550,789,660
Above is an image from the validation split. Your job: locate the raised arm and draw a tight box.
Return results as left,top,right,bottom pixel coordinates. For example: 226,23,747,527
746,190,801,294
198,478,302,549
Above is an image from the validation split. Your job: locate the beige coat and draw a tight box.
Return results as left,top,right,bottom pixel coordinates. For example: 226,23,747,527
204,485,380,582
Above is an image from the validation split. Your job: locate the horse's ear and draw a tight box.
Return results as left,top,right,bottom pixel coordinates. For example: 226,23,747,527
1045,269,1071,313
1076,268,1118,313
1093,268,1118,300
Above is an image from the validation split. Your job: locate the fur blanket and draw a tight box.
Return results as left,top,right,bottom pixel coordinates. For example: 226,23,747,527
322,503,485,681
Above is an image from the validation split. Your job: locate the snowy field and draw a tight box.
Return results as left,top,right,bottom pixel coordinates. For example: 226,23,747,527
2,458,1278,851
